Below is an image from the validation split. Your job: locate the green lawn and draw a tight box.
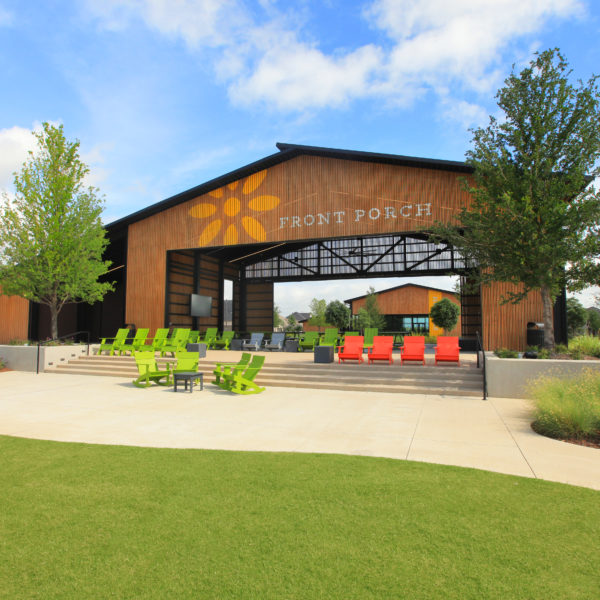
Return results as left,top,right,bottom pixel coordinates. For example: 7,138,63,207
1,435,598,599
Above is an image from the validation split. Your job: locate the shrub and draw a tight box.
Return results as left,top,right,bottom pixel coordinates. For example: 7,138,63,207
530,370,600,442
568,335,600,358
424,335,437,344
494,348,519,358
8,339,29,346
0,357,5,369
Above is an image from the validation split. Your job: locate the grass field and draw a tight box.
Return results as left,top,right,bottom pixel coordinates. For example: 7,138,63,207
1,435,598,599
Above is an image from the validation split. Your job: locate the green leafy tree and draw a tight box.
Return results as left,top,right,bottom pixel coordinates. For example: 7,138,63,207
566,297,587,337
586,308,600,335
284,314,303,333
308,298,328,331
273,303,284,329
356,287,386,330
429,298,460,335
0,123,113,339
431,49,600,349
325,300,350,329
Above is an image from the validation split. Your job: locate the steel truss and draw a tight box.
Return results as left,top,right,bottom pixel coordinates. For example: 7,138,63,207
243,233,469,282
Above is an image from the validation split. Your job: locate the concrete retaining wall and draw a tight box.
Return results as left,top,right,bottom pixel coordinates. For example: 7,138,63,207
0,344,89,372
486,355,600,398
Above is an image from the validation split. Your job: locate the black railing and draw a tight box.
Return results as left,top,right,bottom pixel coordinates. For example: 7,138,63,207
476,330,487,401
36,331,90,374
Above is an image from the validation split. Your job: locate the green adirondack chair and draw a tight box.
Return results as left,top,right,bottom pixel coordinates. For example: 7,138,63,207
138,328,170,353
97,328,130,355
200,327,218,347
116,328,149,355
212,352,251,386
219,355,266,395
187,330,200,344
132,351,172,388
174,351,199,373
320,328,339,346
212,330,235,350
297,331,319,352
160,328,191,357
363,327,378,349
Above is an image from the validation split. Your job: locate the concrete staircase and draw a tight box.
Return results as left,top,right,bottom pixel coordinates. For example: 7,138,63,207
47,353,484,397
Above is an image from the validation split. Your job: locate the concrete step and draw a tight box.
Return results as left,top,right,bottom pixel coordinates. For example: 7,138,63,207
47,353,483,397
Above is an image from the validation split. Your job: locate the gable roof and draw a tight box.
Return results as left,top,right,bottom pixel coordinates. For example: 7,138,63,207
345,282,456,303
106,143,472,232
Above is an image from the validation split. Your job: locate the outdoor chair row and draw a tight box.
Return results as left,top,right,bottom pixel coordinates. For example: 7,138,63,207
97,327,236,356
336,335,461,365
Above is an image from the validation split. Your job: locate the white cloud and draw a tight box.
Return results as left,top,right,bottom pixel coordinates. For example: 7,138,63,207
0,125,37,192
84,0,585,113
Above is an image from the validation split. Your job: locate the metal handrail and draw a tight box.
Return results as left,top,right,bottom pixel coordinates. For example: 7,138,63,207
36,330,90,374
476,330,487,401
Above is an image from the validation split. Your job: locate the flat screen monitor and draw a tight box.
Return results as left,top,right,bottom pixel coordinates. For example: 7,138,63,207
190,294,212,317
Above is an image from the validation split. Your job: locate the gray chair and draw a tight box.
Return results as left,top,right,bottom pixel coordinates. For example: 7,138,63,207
241,333,264,351
263,332,285,351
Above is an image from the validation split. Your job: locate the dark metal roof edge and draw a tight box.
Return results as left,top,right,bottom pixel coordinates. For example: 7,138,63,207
105,146,300,231
344,282,456,303
106,142,471,231
276,142,472,173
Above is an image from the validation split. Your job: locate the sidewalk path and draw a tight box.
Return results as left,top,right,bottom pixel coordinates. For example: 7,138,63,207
1,371,598,490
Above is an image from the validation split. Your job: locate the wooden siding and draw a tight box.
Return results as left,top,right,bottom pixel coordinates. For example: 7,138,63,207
481,282,543,351
245,282,273,331
0,293,29,343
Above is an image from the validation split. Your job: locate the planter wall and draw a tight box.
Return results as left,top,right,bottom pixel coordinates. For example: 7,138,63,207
485,355,600,399
0,344,89,372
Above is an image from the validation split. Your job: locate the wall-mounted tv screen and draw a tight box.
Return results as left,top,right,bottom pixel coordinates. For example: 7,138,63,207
190,294,212,317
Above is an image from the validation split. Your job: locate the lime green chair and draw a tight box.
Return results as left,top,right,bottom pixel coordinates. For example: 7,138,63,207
132,352,172,388
298,331,319,351
200,327,218,347
97,328,129,355
320,328,339,346
174,350,199,373
160,328,191,357
217,355,266,395
138,328,170,353
363,327,378,349
116,328,149,355
212,330,235,350
212,352,251,386
187,330,200,344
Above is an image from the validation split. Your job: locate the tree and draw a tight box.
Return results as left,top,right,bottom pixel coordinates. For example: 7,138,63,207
431,49,600,349
325,300,350,329
273,303,284,329
586,307,600,335
0,123,113,339
566,297,587,337
284,314,303,333
429,298,460,335
308,298,328,331
355,287,386,330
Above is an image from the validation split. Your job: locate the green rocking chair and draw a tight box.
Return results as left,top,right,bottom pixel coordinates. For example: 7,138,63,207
132,352,172,388
218,355,266,395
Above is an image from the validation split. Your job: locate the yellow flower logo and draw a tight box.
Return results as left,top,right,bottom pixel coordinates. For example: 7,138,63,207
189,169,280,245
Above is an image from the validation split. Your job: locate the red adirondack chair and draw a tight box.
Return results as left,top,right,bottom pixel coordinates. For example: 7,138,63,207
434,336,461,365
367,336,394,365
337,335,364,363
400,335,425,365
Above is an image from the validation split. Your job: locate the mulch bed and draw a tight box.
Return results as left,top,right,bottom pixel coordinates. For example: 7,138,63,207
531,421,600,449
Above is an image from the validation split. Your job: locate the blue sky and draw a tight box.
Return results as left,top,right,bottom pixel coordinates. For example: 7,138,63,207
1,0,599,314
